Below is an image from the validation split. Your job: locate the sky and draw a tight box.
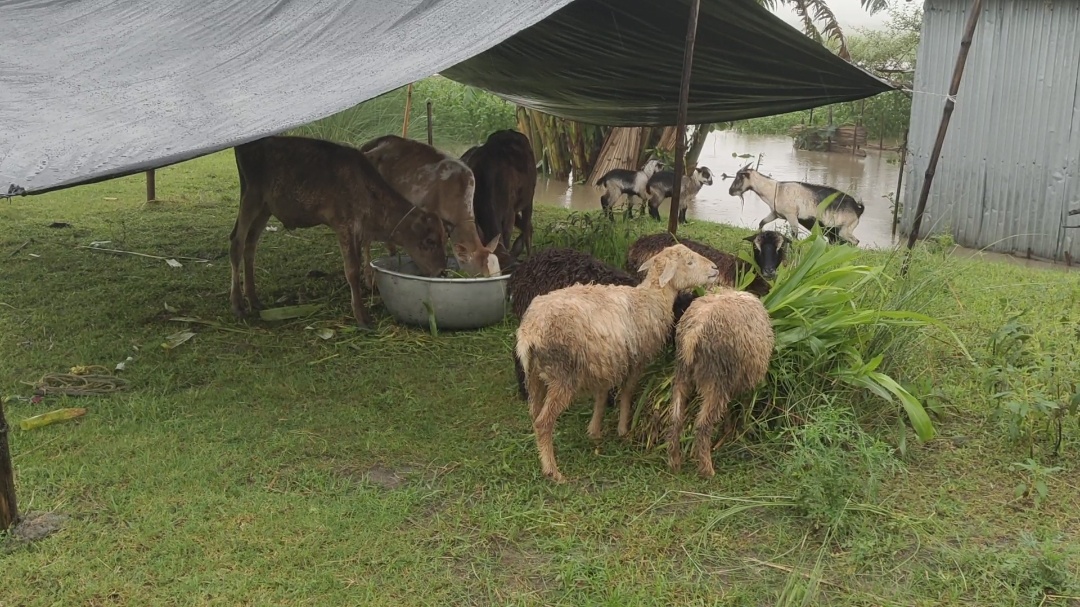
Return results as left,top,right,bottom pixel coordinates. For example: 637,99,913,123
771,0,898,32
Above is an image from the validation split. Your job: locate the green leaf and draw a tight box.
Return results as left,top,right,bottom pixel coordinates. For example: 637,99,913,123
259,304,323,321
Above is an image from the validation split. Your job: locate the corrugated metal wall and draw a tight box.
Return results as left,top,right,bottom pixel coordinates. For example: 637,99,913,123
901,0,1080,262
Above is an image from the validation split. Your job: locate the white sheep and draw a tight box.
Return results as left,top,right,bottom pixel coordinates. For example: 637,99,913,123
667,287,775,478
515,244,721,483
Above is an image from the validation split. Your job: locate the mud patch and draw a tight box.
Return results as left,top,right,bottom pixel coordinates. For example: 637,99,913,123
336,463,419,490
3,511,68,552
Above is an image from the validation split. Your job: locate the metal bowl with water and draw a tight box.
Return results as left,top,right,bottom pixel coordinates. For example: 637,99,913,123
370,254,510,330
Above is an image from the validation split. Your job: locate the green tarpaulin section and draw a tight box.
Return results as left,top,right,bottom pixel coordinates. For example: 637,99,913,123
444,0,895,126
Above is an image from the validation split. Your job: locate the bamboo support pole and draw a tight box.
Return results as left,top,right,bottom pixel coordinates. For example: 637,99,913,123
426,100,434,146
904,0,985,264
401,84,414,138
891,128,909,237
146,170,155,202
668,0,702,236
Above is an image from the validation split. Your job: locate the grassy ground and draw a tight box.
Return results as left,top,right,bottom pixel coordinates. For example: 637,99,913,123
1,150,1079,606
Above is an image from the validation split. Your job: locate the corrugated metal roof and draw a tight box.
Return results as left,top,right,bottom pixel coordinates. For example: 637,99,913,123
902,0,1080,263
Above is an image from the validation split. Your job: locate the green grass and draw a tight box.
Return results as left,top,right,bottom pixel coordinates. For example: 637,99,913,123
2,150,1080,606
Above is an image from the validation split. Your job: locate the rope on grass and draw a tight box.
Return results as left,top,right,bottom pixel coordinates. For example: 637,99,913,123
31,366,129,397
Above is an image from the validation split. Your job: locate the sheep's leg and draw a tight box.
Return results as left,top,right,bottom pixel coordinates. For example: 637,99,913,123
242,209,271,312
337,230,374,329
526,371,547,422
757,210,779,230
693,390,729,479
534,382,574,483
587,390,608,440
514,347,529,402
617,365,646,437
667,369,692,472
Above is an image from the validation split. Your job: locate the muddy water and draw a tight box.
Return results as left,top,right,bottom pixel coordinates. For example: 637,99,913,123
535,130,904,250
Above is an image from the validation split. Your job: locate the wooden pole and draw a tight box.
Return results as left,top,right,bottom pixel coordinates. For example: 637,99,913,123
0,399,17,531
879,112,886,150
401,84,414,138
426,100,434,146
827,106,834,152
904,0,985,257
668,0,702,235
145,169,155,202
892,128,909,237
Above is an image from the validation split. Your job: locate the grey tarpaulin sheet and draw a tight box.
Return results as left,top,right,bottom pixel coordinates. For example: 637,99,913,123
443,0,895,125
0,0,892,196
0,0,575,195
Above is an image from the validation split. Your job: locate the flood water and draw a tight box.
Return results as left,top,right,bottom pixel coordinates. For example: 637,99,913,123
535,130,904,250
528,129,1077,272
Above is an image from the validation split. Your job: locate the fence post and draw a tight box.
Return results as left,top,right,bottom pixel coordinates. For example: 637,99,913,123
146,170,156,202
0,399,17,531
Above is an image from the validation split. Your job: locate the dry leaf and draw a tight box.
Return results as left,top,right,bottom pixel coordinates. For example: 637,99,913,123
161,331,196,350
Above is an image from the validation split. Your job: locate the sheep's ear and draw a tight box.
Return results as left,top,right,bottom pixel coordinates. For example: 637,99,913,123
658,259,677,288
485,234,501,252
637,254,657,274
742,234,756,243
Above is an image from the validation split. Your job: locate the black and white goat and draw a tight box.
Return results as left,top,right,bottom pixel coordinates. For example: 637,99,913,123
727,164,864,246
646,166,714,224
595,158,664,218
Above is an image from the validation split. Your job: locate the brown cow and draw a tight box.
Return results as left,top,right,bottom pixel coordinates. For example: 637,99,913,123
462,129,537,268
358,135,500,278
230,135,448,329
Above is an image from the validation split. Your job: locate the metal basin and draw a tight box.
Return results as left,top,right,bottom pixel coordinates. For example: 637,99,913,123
370,254,509,331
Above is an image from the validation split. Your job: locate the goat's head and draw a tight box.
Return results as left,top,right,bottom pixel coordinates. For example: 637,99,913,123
693,166,714,186
742,229,790,280
727,161,755,197
642,158,664,177
636,244,719,290
398,210,451,278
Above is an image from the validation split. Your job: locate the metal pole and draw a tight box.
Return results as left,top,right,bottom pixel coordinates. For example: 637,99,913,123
891,128,909,238
668,0,702,235
426,101,434,146
146,169,156,202
904,0,986,258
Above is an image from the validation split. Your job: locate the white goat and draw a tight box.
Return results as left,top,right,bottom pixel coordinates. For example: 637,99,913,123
595,158,664,219
515,244,720,483
727,163,864,246
646,166,714,224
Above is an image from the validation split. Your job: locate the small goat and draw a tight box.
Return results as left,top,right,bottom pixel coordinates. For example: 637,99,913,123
230,136,448,328
646,166,714,224
595,158,664,219
463,130,537,268
516,244,720,482
358,134,500,278
668,287,775,478
727,164,864,246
